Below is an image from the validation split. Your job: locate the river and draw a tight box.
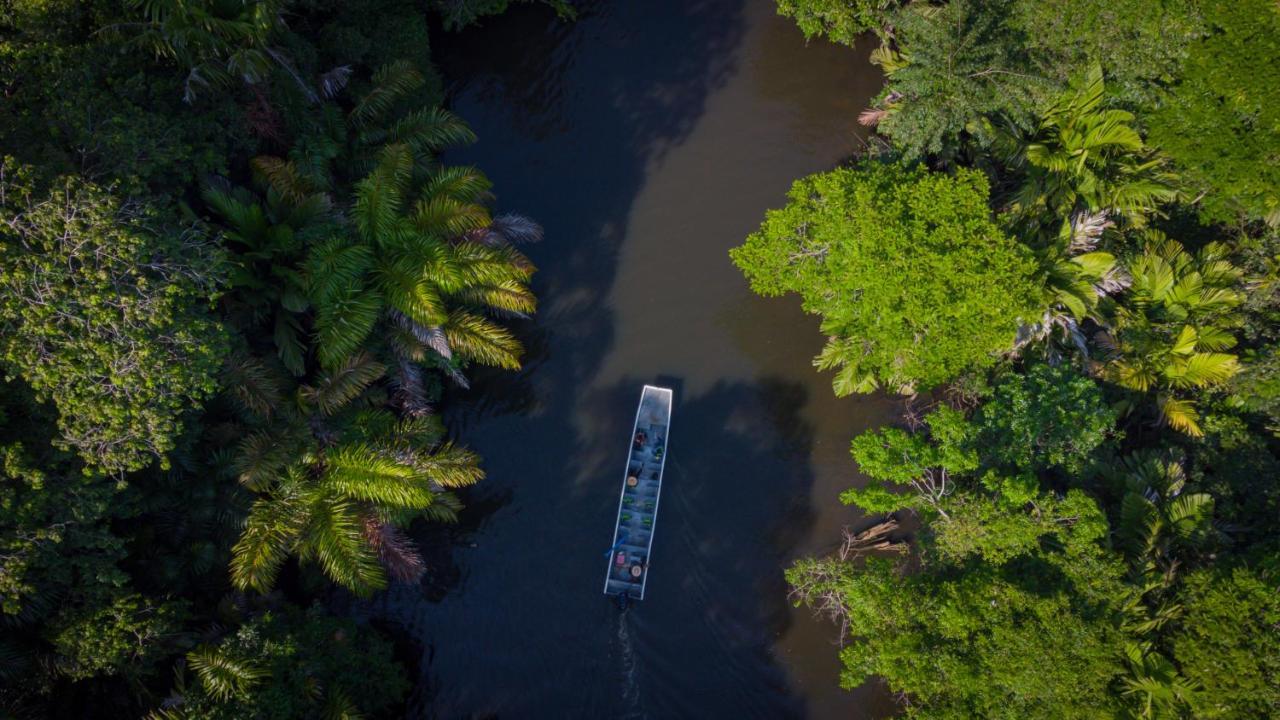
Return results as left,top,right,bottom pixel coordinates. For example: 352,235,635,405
361,2,899,717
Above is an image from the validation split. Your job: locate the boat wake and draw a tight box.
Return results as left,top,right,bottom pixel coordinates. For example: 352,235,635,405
617,610,644,718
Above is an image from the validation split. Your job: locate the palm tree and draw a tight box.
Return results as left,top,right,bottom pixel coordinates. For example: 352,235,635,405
1109,451,1215,570
1016,209,1129,359
307,144,539,386
1119,641,1198,720
1103,451,1210,720
184,643,266,703
262,60,478,192
1096,239,1243,436
227,351,482,596
238,62,537,388
1007,64,1180,231
203,175,334,375
993,67,1173,361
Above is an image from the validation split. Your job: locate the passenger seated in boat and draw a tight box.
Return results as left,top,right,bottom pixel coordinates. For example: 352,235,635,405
633,430,646,450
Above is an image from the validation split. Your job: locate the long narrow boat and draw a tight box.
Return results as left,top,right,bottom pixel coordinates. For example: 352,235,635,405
603,385,673,601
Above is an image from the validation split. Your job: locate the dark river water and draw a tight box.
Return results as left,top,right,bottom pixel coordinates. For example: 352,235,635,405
360,2,900,717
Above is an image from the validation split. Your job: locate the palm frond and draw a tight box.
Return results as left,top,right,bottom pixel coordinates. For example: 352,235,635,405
1156,395,1203,437
234,431,293,491
390,311,452,360
297,494,386,596
380,107,476,155
442,310,524,369
411,442,484,488
322,687,365,720
418,490,462,523
412,194,491,238
187,644,267,702
317,65,352,100
353,144,412,243
222,350,286,420
450,241,536,288
306,237,374,303
202,183,268,241
273,311,307,376
433,355,471,390
489,213,543,245
301,351,387,415
1165,352,1239,389
390,360,433,418
251,156,328,210
312,288,382,370
422,165,492,203
348,60,424,129
453,279,537,318
322,444,437,509
1166,493,1214,540
230,483,309,593
377,254,450,328
361,518,425,584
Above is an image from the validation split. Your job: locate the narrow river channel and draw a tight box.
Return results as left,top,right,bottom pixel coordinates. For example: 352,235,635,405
362,2,900,716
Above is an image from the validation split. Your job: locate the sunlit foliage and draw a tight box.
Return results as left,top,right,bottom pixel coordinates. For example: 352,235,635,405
731,161,1041,395
0,163,227,474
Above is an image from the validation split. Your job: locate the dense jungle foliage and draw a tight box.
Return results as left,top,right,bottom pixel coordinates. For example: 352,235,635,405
3,0,1277,717
0,0,569,716
741,0,1280,717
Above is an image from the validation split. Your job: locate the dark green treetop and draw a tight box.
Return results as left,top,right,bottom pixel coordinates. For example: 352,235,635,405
1148,0,1280,226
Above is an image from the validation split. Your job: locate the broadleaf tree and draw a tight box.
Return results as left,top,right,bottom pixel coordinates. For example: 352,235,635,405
0,161,228,474
730,160,1042,396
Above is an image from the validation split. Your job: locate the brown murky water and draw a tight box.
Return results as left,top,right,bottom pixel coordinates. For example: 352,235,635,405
361,2,899,717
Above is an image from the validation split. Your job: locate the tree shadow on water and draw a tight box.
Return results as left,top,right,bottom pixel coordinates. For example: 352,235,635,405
432,0,751,428
339,2,854,717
